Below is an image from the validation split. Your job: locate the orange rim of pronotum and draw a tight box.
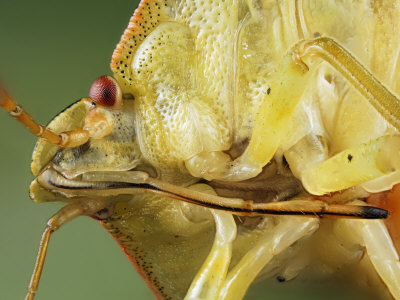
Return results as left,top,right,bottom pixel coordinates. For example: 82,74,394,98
111,0,161,71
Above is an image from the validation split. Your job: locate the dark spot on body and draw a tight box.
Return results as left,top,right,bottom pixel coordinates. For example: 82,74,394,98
277,276,286,282
282,155,289,167
347,154,353,162
94,207,110,220
313,32,321,38
267,87,271,95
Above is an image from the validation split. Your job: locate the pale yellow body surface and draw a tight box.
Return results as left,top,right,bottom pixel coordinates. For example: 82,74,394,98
19,0,400,299
111,0,400,192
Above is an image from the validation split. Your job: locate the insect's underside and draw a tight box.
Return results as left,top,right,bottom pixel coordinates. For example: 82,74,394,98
2,0,400,300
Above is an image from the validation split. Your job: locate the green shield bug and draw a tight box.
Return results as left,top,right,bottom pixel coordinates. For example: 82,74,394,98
1,1,400,300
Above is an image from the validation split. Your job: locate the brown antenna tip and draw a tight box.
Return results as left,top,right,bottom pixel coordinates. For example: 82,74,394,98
0,89,16,112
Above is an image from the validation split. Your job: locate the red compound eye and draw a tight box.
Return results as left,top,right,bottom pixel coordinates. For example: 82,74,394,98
89,76,122,107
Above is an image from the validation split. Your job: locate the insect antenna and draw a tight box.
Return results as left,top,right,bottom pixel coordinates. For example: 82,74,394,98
0,89,89,148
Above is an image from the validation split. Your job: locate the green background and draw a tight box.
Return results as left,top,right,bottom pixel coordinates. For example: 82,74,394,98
0,1,385,299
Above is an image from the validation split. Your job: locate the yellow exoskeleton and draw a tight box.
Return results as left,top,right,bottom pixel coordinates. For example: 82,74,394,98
1,0,400,299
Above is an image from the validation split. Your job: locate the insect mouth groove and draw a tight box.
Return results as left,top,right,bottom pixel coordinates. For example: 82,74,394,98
37,167,158,195
35,167,388,219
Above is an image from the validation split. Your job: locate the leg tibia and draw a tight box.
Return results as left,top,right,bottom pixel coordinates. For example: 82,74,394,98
184,210,236,300
299,38,400,131
218,217,319,300
25,200,106,300
184,184,236,300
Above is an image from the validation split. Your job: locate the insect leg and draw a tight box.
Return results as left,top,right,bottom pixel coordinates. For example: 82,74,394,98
184,209,236,300
0,89,89,148
290,135,400,195
25,199,106,300
237,36,400,179
183,184,236,300
298,37,400,131
218,216,319,300
189,37,400,187
185,41,313,181
335,201,400,300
